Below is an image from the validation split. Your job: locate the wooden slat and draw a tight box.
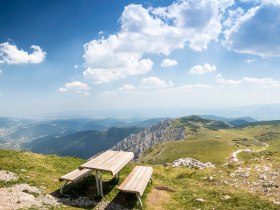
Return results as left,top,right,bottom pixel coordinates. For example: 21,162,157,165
59,168,93,182
136,167,153,196
93,151,122,169
108,152,134,175
80,150,118,169
118,166,153,196
126,167,147,191
80,151,133,175
118,166,140,189
120,166,144,191
98,152,126,170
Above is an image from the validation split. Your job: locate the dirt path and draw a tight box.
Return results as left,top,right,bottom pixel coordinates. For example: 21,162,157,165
220,130,269,164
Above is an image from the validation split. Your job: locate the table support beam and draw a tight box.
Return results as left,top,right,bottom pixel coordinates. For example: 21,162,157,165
99,171,103,197
95,170,100,196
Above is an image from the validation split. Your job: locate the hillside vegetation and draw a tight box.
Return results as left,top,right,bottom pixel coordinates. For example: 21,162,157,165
140,116,280,165
0,149,280,209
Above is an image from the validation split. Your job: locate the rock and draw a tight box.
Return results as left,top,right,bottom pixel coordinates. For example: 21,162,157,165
195,198,206,203
0,183,58,209
221,195,231,200
273,201,280,205
20,169,27,172
0,170,18,181
230,173,235,177
170,157,215,169
259,174,267,180
111,120,185,159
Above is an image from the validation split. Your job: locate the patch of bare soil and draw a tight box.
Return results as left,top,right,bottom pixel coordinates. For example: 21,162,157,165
154,186,176,192
146,188,172,210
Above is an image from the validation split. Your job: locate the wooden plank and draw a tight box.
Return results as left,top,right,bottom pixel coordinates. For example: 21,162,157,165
92,151,122,169
125,167,147,192
120,166,145,191
135,167,153,196
59,168,93,182
98,151,126,170
118,166,153,196
80,150,118,169
118,166,140,190
107,152,134,175
111,154,133,175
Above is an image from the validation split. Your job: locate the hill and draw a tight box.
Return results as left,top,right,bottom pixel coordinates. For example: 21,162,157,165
139,116,280,166
0,149,279,209
22,126,143,159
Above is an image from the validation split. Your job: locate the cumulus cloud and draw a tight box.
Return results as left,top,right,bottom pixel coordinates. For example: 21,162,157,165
59,81,90,96
246,59,255,63
216,74,280,88
118,84,136,91
0,42,46,64
139,76,173,89
189,63,217,75
161,59,178,67
83,0,234,84
224,2,280,57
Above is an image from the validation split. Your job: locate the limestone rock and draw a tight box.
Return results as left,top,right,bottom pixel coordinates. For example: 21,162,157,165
170,157,215,169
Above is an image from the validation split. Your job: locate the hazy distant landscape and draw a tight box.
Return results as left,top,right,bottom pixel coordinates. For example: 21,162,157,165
1,0,280,209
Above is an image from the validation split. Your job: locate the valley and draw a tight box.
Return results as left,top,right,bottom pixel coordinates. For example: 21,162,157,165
0,115,280,209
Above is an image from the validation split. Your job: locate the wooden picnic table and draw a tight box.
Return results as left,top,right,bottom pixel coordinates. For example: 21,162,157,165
80,150,134,197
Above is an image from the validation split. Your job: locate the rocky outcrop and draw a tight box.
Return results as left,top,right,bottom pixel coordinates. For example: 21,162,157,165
169,157,215,169
111,120,184,159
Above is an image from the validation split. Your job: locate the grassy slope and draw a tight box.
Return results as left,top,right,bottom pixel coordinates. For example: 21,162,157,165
0,149,279,209
140,122,280,165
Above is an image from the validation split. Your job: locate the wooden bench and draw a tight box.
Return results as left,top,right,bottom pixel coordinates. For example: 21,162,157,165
118,166,153,208
59,168,93,195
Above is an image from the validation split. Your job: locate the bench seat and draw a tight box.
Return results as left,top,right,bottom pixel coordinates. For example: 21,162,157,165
118,166,153,207
59,168,93,195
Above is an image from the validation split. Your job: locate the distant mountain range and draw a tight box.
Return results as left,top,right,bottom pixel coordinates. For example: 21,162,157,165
22,126,143,159
201,115,257,127
3,114,280,160
0,117,166,158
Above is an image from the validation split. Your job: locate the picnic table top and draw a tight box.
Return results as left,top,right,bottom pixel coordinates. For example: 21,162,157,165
79,150,134,175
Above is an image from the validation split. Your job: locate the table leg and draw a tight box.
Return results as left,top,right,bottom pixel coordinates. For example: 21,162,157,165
95,170,100,196
99,171,103,197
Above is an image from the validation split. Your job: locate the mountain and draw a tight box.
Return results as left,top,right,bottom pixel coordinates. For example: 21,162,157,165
112,120,185,159
201,115,257,127
22,126,143,159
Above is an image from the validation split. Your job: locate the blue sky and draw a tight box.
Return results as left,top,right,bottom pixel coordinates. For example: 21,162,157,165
0,0,280,118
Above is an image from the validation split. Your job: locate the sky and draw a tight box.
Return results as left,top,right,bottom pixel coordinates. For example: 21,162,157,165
0,0,280,118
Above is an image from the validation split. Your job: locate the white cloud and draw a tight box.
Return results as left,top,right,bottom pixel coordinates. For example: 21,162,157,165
118,84,136,91
224,2,280,57
173,84,212,91
0,69,2,74
161,59,178,67
246,59,255,63
0,42,46,64
216,75,280,88
139,76,173,89
83,0,234,84
74,64,79,69
189,63,217,75
59,81,90,96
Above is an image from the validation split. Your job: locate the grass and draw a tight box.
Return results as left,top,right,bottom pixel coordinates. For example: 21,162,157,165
140,123,280,166
0,149,279,209
1,121,280,209
140,139,235,166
